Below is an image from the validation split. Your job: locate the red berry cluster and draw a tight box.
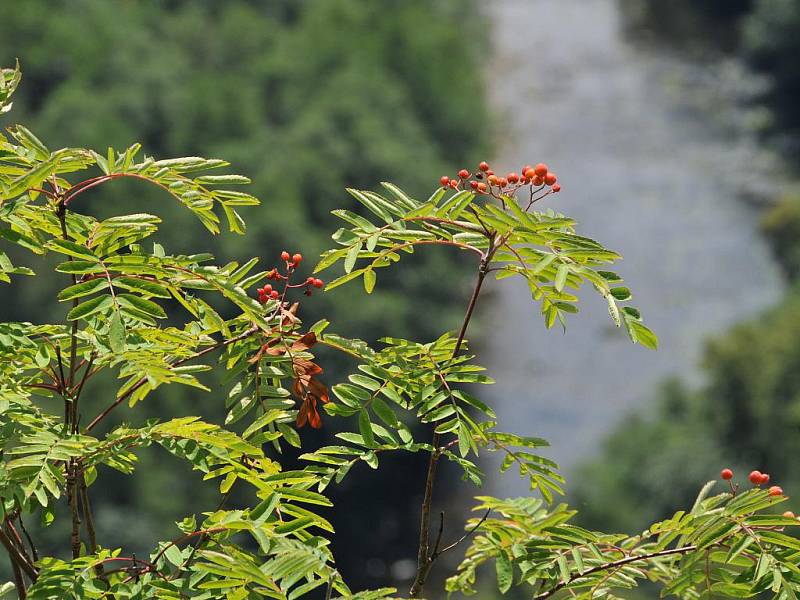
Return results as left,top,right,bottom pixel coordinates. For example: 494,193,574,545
256,251,324,305
721,468,785,497
748,469,771,486
439,161,561,196
256,284,280,303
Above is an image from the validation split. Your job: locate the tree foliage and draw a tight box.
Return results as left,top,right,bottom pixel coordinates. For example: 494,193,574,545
0,3,492,588
2,62,799,600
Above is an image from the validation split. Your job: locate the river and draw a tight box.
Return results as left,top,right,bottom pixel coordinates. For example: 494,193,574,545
481,0,785,494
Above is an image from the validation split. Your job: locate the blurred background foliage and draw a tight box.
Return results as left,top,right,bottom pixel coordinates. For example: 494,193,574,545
622,0,800,144
0,0,490,591
574,0,800,543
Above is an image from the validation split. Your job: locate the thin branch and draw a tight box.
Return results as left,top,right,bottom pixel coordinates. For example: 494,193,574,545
435,509,491,557
524,186,551,211
79,474,98,554
3,522,28,564
325,571,337,600
452,248,492,357
152,527,225,566
85,326,259,432
56,196,84,561
0,528,37,581
87,555,172,584
9,557,25,600
55,200,80,393
376,239,484,260
533,545,698,599
431,512,445,558
22,383,59,392
61,173,173,207
54,345,67,395
70,352,95,401
16,516,37,563
171,491,233,580
409,240,494,598
68,467,81,559
28,187,57,199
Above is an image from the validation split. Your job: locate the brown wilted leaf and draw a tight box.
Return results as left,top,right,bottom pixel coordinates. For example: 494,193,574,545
249,330,328,429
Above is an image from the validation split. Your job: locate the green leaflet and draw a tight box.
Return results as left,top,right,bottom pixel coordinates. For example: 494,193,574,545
66,294,113,320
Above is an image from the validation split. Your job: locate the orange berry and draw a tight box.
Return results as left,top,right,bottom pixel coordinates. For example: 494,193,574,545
769,485,784,496
498,177,508,187
521,165,534,177
783,511,796,518
507,172,520,184
534,163,548,178
479,161,490,172
749,470,763,485
440,176,450,186
292,253,303,264
761,473,771,485
721,468,733,480
545,172,558,186
477,182,487,193
532,176,544,186
313,278,324,288
488,175,499,185
458,169,470,179
281,251,290,261
552,184,561,193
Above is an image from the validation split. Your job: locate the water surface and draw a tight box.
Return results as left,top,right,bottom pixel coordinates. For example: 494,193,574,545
482,0,784,490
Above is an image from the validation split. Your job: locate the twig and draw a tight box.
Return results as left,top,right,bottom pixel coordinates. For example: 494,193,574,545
9,557,25,600
533,545,698,599
86,326,258,431
152,527,226,567
16,516,37,563
3,521,25,555
435,509,491,557
56,200,84,560
61,173,173,207
68,466,81,559
170,491,232,580
79,474,98,554
54,345,68,420
431,512,445,558
71,352,95,401
0,528,37,581
325,570,338,600
55,200,80,393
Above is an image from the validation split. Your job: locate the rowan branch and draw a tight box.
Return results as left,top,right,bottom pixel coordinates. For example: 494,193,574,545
0,527,37,581
533,545,699,599
409,236,495,597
